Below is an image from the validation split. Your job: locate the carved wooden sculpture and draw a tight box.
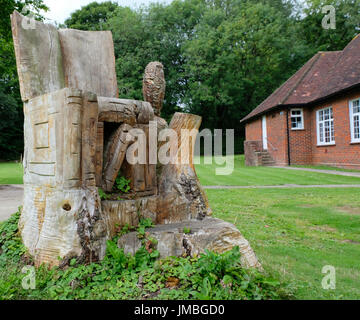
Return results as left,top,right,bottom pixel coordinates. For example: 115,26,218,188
11,11,260,269
143,62,166,116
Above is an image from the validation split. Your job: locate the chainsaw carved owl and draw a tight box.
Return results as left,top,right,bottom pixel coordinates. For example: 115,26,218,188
143,61,166,116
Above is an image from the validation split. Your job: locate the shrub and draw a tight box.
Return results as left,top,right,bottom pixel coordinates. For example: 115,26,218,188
0,211,291,300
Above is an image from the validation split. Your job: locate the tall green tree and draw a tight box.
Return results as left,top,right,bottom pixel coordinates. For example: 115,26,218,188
182,0,305,131
107,6,150,100
64,1,119,30
299,0,360,52
107,0,206,120
141,0,206,120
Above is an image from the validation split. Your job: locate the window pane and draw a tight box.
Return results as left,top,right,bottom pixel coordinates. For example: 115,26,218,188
353,100,360,114
319,123,324,142
354,115,360,139
324,109,330,120
317,108,334,144
291,110,303,129
330,120,334,142
325,121,330,142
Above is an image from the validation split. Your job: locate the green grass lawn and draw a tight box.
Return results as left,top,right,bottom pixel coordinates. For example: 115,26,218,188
0,162,23,185
1,157,359,299
195,155,360,186
1,156,360,186
207,188,360,300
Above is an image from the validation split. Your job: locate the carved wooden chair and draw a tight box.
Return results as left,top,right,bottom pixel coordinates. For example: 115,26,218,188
11,11,210,266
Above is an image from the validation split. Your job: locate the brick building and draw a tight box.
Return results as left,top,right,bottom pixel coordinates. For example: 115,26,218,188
241,35,360,170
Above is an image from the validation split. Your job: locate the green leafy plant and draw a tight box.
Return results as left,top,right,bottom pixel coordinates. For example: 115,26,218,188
114,175,131,193
136,218,154,239
98,188,110,201
0,211,290,300
183,227,191,234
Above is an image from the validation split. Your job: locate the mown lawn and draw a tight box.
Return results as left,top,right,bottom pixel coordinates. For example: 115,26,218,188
206,188,360,300
1,156,360,186
0,162,23,185
195,155,360,186
1,157,360,300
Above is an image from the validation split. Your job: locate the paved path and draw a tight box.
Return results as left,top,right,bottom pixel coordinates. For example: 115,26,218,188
0,185,23,222
271,166,360,178
204,184,360,190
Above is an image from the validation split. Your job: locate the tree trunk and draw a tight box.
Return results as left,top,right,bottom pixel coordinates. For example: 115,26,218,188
157,113,212,224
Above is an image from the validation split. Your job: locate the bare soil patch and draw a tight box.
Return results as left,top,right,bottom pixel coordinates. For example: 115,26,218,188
310,225,337,233
336,206,360,215
341,239,360,245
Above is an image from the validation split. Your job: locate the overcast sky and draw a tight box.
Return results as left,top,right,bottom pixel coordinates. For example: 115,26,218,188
42,0,174,24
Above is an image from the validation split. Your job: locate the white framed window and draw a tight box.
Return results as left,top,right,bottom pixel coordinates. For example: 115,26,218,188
316,107,335,146
290,108,304,130
349,98,360,143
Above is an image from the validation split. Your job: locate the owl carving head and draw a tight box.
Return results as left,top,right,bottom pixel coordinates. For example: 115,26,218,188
143,61,166,116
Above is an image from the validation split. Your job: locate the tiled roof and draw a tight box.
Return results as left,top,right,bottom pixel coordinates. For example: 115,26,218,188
241,34,360,123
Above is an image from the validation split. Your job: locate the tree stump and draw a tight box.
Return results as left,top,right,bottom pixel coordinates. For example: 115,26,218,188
157,113,212,224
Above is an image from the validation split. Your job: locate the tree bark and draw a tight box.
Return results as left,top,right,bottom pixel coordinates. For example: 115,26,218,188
157,113,212,224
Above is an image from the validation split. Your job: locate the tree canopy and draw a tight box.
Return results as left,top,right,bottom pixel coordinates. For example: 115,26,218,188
64,1,118,30
1,0,359,158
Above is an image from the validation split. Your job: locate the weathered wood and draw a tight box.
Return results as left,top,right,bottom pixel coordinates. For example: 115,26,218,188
118,218,262,269
102,196,158,238
143,62,166,116
120,124,157,195
168,112,202,170
11,11,65,102
95,122,104,187
142,124,157,192
59,29,118,98
81,92,98,187
133,163,146,192
135,101,155,124
97,97,154,124
157,113,212,224
102,124,135,192
63,89,83,188
154,116,169,176
20,89,107,266
97,97,137,125
121,153,146,193
10,11,119,102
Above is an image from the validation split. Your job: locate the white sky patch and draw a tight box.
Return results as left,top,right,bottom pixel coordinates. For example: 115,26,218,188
42,0,174,24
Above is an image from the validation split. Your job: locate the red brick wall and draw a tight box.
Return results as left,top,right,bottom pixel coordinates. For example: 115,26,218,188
266,110,289,166
310,90,360,169
245,110,288,166
288,108,313,165
245,118,262,141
